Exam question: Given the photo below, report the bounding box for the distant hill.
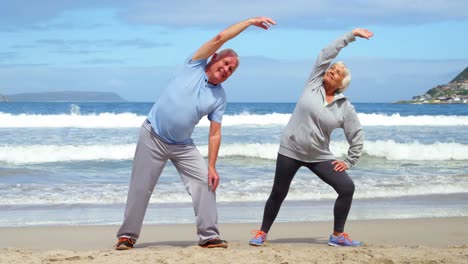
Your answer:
[397,67,468,104]
[3,91,127,102]
[451,67,468,83]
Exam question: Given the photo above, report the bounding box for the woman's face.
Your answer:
[324,64,345,91]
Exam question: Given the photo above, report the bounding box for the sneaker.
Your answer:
[199,237,228,248]
[328,233,363,247]
[115,237,136,250]
[249,230,267,246]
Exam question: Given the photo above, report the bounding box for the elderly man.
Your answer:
[115,16,275,250]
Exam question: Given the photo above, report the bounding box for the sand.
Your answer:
[1,217,467,264]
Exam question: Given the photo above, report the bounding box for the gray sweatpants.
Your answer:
[116,120,219,243]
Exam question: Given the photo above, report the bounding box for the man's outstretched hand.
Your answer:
[249,16,276,30]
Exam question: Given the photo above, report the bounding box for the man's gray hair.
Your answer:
[216,48,240,67]
[334,61,351,93]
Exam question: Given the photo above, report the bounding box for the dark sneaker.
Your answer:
[115,237,136,250]
[199,237,228,248]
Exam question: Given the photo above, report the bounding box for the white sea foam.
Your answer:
[1,182,467,206]
[0,112,144,128]
[327,140,468,161]
[357,113,468,126]
[0,144,136,164]
[353,140,468,161]
[1,112,468,127]
[1,141,467,164]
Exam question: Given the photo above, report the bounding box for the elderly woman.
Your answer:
[249,28,373,247]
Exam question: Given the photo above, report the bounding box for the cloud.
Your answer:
[0,0,123,30]
[0,23,106,32]
[81,59,126,65]
[0,52,18,62]
[0,63,49,68]
[1,1,466,30]
[34,39,103,54]
[113,39,172,49]
[119,1,468,28]
[30,39,171,54]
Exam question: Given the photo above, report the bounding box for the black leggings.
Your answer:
[261,154,355,233]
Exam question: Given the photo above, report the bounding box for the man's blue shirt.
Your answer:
[147,55,227,145]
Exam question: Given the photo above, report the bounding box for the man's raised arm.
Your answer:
[192,16,276,61]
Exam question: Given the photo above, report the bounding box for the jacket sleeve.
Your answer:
[306,32,356,84]
[342,103,364,168]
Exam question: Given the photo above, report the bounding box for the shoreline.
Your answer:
[3,192,467,227]
[1,216,467,250]
[1,217,467,263]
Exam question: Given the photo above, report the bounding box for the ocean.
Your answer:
[0,102,467,227]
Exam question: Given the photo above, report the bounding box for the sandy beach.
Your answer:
[1,217,467,263]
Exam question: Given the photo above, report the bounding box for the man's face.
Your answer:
[206,52,238,85]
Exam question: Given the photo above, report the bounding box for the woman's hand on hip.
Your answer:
[332,160,348,172]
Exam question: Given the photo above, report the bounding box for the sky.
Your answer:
[0,0,467,102]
